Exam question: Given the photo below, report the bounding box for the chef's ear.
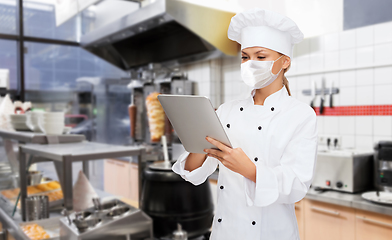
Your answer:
[283,56,291,70]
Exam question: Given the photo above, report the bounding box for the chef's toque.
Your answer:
[228,8,304,58]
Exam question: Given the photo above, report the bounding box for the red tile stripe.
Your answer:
[314,105,392,116]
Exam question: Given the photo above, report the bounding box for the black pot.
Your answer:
[141,165,214,238]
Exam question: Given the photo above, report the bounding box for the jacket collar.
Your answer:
[247,86,289,109]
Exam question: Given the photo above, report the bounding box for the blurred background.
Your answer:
[0,0,392,239]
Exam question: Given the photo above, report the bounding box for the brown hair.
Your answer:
[283,64,291,96]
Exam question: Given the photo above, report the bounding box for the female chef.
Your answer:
[172,8,317,240]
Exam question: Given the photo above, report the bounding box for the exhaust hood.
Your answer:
[80,0,239,70]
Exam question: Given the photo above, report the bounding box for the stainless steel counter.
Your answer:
[306,188,392,216]
[19,142,146,221]
[0,188,114,240]
[0,130,85,144]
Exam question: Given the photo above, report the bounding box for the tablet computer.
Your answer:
[158,94,232,154]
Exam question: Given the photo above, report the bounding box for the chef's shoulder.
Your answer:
[285,97,317,123]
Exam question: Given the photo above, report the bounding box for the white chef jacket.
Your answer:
[172,86,318,240]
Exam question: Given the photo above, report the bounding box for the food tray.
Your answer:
[19,217,61,240]
[0,181,62,200]
[6,190,64,209]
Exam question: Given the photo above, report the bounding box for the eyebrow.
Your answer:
[241,50,267,55]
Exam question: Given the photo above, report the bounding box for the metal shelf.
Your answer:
[0,130,85,144]
[19,142,146,221]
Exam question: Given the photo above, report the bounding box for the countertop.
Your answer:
[305,188,392,216]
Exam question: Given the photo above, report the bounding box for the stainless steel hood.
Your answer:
[80,0,239,70]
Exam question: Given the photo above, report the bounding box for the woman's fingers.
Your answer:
[204,148,224,159]
[206,137,231,152]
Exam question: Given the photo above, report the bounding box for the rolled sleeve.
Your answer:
[172,151,218,185]
[244,110,318,207]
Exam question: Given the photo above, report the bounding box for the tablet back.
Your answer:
[158,94,232,154]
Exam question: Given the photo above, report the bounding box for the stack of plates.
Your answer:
[39,112,65,135]
[9,114,29,131]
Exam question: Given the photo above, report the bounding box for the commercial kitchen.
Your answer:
[0,0,391,239]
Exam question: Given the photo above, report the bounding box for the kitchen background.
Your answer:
[0,0,392,239]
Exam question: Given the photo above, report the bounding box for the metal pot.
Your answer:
[141,162,214,238]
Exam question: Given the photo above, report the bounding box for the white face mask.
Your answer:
[241,55,284,89]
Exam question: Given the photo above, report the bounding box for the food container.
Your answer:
[27,171,43,186]
[25,195,49,221]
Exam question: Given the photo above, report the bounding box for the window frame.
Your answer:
[0,0,80,101]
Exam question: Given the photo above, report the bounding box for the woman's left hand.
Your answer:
[204,137,256,182]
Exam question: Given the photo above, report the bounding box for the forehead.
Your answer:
[241,46,276,54]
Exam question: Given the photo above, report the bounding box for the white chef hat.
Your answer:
[228,8,304,58]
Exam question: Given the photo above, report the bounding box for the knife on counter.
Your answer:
[320,78,326,114]
[310,80,316,110]
[329,80,334,108]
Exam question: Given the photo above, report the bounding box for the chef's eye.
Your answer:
[241,56,248,60]
[257,56,266,60]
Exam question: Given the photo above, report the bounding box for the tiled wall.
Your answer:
[182,20,392,151]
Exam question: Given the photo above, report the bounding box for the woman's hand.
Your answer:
[204,137,256,182]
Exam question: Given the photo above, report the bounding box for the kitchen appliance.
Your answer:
[80,0,238,70]
[59,199,153,240]
[374,141,392,192]
[141,161,213,238]
[312,149,373,193]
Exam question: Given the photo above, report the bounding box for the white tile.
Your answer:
[339,70,356,87]
[296,55,310,73]
[341,135,355,149]
[339,49,356,69]
[287,76,297,92]
[356,68,373,86]
[325,32,340,51]
[296,75,311,91]
[289,59,298,74]
[339,30,356,50]
[356,116,373,135]
[356,85,373,105]
[374,66,392,85]
[355,135,374,150]
[339,117,355,135]
[224,81,232,96]
[324,116,339,134]
[356,25,374,47]
[374,43,392,65]
[356,46,374,67]
[339,87,356,106]
[324,51,339,70]
[374,84,392,105]
[374,116,392,137]
[374,21,392,44]
[295,38,311,56]
[317,116,324,134]
[310,36,325,53]
[310,53,324,71]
